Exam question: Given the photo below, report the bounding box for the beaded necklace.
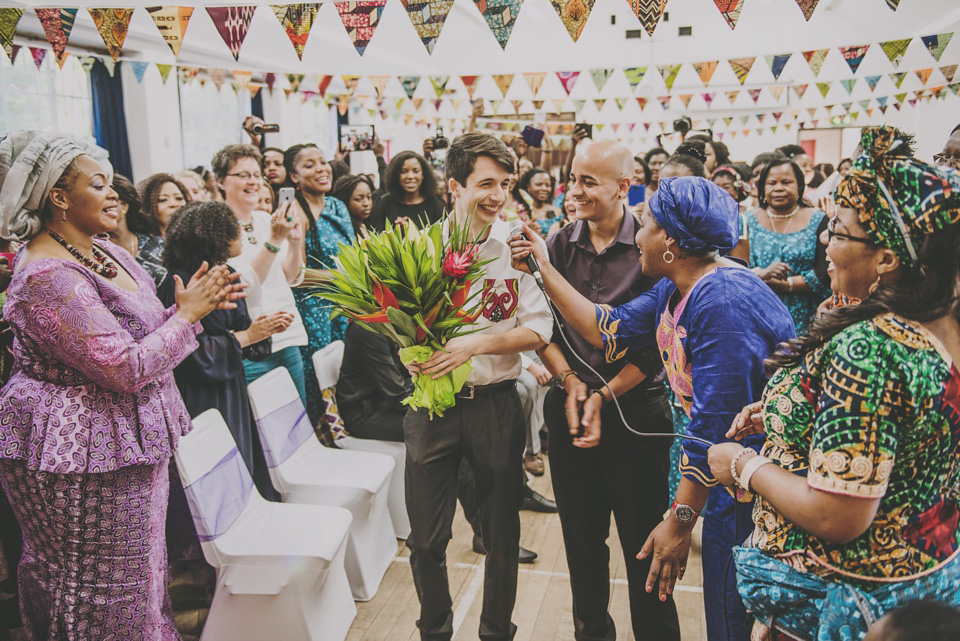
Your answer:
[47,230,119,279]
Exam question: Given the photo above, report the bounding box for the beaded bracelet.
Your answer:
[729,447,753,487]
[264,241,281,254]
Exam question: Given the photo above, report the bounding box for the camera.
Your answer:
[672,116,692,135]
[251,123,280,135]
[432,127,450,165]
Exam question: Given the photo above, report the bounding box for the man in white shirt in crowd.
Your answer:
[405,133,553,641]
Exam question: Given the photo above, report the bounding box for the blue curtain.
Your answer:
[251,89,264,120]
[91,60,133,179]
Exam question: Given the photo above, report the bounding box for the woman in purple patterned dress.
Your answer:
[0,131,243,641]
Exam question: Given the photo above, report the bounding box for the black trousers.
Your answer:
[342,401,406,442]
[544,386,680,641]
[404,384,525,641]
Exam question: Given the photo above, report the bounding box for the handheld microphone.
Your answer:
[510,224,545,290]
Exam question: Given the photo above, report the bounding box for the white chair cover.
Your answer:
[175,410,356,641]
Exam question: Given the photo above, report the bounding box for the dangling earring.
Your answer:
[60,210,68,224]
[868,274,881,295]
[662,249,675,264]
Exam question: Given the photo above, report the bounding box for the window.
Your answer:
[0,54,93,139]
[179,78,249,170]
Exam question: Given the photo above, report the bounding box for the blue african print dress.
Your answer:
[746,210,831,336]
[293,196,354,429]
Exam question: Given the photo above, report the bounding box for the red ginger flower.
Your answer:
[442,248,476,280]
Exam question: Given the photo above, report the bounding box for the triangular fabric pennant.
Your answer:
[593,98,606,111]
[816,81,832,97]
[334,0,388,56]
[802,49,829,76]
[949,83,960,96]
[209,68,228,91]
[921,33,954,62]
[590,68,613,91]
[793,84,808,99]
[511,99,524,113]
[489,99,501,112]
[35,8,79,68]
[206,6,256,61]
[657,95,671,109]
[146,6,194,59]
[885,0,900,10]
[765,53,792,80]
[493,73,514,96]
[287,73,304,92]
[725,89,739,103]
[614,97,627,110]
[623,66,648,88]
[404,113,415,125]
[839,44,869,75]
[702,92,715,106]
[793,0,819,21]
[942,65,957,84]
[342,74,361,94]
[532,99,544,109]
[265,72,277,91]
[864,75,882,91]
[894,92,906,104]
[692,61,719,85]
[429,75,451,98]
[401,0,453,54]
[769,85,785,100]
[460,75,479,97]
[550,0,596,42]
[270,4,320,60]
[0,8,24,62]
[130,60,149,83]
[369,75,391,98]
[572,99,585,112]
[156,63,173,83]
[728,57,755,85]
[636,96,648,109]
[915,68,932,85]
[858,99,871,110]
[624,0,668,36]
[78,56,97,76]
[840,79,856,94]
[248,84,261,97]
[178,66,200,84]
[739,115,750,125]
[551,98,566,112]
[100,57,116,77]
[880,38,911,68]
[523,72,546,96]
[890,72,907,88]
[712,0,745,29]
[400,75,419,99]
[412,97,424,109]
[658,64,682,90]
[556,71,580,94]
[472,0,525,49]
[677,93,693,107]
[722,116,733,126]
[747,88,761,103]
[88,8,135,62]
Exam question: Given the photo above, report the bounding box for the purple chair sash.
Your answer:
[256,398,314,469]
[184,447,254,542]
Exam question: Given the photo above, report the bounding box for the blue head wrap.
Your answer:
[648,176,740,253]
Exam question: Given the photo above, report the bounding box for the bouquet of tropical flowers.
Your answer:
[311,216,489,417]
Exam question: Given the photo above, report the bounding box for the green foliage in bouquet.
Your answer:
[312,216,491,417]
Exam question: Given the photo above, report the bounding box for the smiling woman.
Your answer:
[369,151,444,232]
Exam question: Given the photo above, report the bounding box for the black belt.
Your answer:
[457,379,517,400]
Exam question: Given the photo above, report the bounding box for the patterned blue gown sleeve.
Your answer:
[595,279,671,363]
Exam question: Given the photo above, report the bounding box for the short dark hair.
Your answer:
[633,156,651,184]
[386,151,437,200]
[756,158,808,208]
[751,151,787,172]
[878,600,960,641]
[445,133,514,187]
[707,140,731,166]
[261,147,284,168]
[838,157,853,170]
[211,144,262,182]
[111,174,140,216]
[644,147,669,163]
[777,144,808,160]
[132,173,191,236]
[162,200,241,274]
[329,158,350,188]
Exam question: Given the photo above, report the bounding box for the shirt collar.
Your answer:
[569,208,638,248]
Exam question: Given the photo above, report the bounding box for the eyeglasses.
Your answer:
[933,153,960,169]
[227,172,263,181]
[824,217,875,245]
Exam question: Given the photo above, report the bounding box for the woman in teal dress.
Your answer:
[746,158,831,335]
[286,144,354,436]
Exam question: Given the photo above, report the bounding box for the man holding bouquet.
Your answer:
[405,133,553,641]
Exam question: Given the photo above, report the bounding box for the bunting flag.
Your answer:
[885,0,899,10]
[636,96,647,109]
[317,74,332,95]
[658,64,682,90]
[549,0,595,42]
[624,0,668,36]
[623,66,647,88]
[87,9,135,62]
[692,61,718,85]
[712,0,745,29]
[702,92,715,106]
[429,75,451,97]
[35,8,78,68]
[287,72,304,91]
[816,81,832,97]
[532,99,544,109]
[915,68,932,85]
[942,65,957,84]
[178,66,200,84]
[400,75,419,98]
[793,83,808,99]
[802,48,829,76]
[460,75,479,97]
[493,73,514,96]
[209,68,228,90]
[921,33,953,62]
[728,57,755,85]
[206,6,256,61]
[590,68,613,91]
[657,95,671,109]
[614,97,627,109]
[335,0,387,56]
[511,99,524,113]
[793,0,819,21]
[858,99,871,110]
[412,97,424,109]
[677,93,693,107]
[880,38,911,68]
[769,85,785,100]
[130,61,149,83]
[556,71,580,94]
[369,74,390,97]
[839,44,869,75]
[78,56,97,76]
[725,89,739,103]
[472,0,524,49]
[270,4,320,60]
[8,44,19,65]
[401,0,453,54]
[157,63,174,83]
[889,72,907,88]
[840,78,856,94]
[0,8,24,62]
[593,98,606,111]
[864,75,882,91]
[248,84,262,98]
[231,69,252,89]
[551,98,566,112]
[146,7,194,59]
[572,99,585,112]
[523,72,546,96]
[342,74,361,94]
[765,53,792,80]
[747,88,761,103]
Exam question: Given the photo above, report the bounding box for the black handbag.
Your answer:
[242,336,273,362]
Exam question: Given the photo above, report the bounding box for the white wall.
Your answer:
[121,64,184,182]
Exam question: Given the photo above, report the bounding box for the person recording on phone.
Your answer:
[535,139,681,640]
[509,175,795,641]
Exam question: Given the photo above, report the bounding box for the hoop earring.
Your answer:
[868,274,881,295]
[662,249,675,264]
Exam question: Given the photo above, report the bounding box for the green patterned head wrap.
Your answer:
[835,126,960,270]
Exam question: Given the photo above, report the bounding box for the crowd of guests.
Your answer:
[0,119,957,641]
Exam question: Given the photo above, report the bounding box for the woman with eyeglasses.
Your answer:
[707,126,960,641]
[934,123,960,172]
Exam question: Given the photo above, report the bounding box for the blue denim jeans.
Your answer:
[243,346,307,406]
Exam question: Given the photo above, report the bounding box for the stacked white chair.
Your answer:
[175,409,355,641]
[247,367,397,601]
[313,341,411,539]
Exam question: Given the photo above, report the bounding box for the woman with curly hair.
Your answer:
[369,150,444,231]
[107,174,142,259]
[158,201,290,560]
[131,173,191,285]
[514,168,562,237]
[332,173,374,238]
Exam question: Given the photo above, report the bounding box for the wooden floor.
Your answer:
[347,455,708,641]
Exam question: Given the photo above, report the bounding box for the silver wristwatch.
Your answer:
[671,501,700,523]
